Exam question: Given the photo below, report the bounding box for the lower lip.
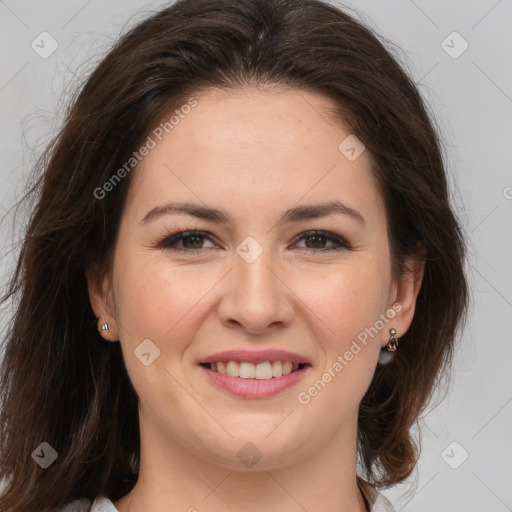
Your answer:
[199,364,312,398]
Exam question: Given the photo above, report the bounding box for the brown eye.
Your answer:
[158,229,350,254]
[293,230,350,253]
[180,233,206,249]
[303,233,330,249]
[159,231,216,252]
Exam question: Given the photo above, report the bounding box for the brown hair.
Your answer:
[0,0,469,510]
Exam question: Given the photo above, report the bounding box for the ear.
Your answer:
[86,268,119,342]
[385,245,426,345]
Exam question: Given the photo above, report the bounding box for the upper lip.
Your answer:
[198,349,311,365]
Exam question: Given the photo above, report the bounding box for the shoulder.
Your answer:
[51,498,92,512]
[358,477,396,512]
[372,492,396,512]
[89,496,118,512]
[51,496,116,512]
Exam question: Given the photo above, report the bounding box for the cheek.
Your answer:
[113,253,221,345]
[295,269,387,415]
[296,260,389,345]
[112,255,215,401]
[296,260,390,389]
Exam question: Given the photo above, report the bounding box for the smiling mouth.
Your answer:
[199,361,311,380]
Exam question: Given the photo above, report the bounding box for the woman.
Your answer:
[0,0,468,511]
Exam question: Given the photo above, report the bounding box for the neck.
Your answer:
[115,405,369,512]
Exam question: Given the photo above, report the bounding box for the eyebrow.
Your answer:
[139,200,365,226]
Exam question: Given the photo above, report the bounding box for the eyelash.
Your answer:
[156,229,352,254]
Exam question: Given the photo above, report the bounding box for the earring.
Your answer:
[100,323,109,332]
[386,328,399,352]
[378,328,399,365]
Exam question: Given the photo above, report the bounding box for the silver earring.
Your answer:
[100,323,109,332]
[378,328,399,365]
[386,328,399,351]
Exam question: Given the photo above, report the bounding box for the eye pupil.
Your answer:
[160,229,347,254]
[306,234,326,248]
[183,234,203,249]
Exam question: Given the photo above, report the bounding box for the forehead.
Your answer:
[125,87,385,226]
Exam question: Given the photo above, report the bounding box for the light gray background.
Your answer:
[1,1,511,511]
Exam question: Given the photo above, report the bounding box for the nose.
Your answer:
[217,247,295,335]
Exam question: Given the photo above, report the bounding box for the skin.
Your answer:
[87,87,425,512]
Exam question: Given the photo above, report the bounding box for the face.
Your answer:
[88,87,420,470]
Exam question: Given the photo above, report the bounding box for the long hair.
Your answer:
[0,1,469,510]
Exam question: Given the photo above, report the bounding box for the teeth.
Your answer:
[238,362,255,378]
[273,360,283,378]
[226,361,239,377]
[209,361,303,379]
